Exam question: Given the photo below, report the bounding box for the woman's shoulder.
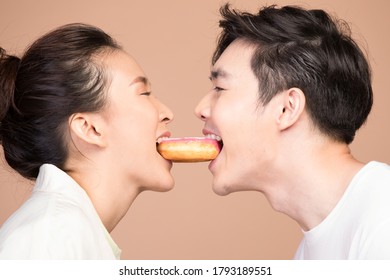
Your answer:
[0,192,101,259]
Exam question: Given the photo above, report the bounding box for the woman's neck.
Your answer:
[66,161,140,232]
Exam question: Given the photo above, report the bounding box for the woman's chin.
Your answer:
[159,176,175,192]
[142,174,175,193]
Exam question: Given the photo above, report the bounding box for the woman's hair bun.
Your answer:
[0,48,20,123]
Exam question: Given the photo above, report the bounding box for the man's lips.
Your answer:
[202,129,223,151]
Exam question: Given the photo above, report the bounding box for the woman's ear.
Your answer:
[68,113,107,148]
[277,88,306,131]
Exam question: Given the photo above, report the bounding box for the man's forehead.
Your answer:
[211,41,255,80]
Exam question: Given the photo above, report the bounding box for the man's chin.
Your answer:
[212,180,233,196]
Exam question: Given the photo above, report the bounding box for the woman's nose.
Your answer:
[158,100,174,123]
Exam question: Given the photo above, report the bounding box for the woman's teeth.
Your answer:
[157,137,170,144]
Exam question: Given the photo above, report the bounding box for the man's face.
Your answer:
[195,40,280,195]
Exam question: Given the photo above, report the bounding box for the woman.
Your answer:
[0,23,174,259]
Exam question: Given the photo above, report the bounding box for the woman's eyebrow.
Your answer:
[129,76,150,87]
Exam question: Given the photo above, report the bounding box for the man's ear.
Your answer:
[277,88,306,131]
[68,113,107,148]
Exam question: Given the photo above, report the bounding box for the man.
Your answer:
[195,4,390,259]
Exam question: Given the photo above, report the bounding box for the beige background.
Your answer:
[0,0,389,259]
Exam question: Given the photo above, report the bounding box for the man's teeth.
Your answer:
[205,134,222,141]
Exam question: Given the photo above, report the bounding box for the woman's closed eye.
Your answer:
[140,91,151,96]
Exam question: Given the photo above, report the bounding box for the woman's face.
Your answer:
[102,50,174,192]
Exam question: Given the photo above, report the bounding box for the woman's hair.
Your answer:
[213,4,373,144]
[0,23,122,179]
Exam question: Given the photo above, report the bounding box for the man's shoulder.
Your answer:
[356,161,390,184]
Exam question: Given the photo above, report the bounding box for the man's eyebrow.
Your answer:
[129,76,150,86]
[209,69,230,80]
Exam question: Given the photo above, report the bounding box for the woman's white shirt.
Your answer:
[0,164,121,259]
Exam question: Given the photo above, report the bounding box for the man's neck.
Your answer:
[263,140,364,231]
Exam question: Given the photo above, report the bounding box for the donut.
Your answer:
[157,137,221,162]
